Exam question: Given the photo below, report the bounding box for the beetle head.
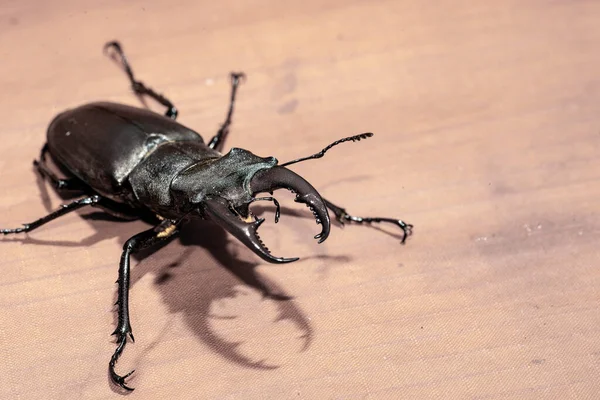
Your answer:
[171,147,330,263]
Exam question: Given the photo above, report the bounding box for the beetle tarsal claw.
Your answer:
[109,334,135,391]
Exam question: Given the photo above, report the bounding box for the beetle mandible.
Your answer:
[1,41,413,391]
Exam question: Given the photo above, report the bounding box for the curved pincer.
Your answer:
[249,166,330,243]
[203,197,299,264]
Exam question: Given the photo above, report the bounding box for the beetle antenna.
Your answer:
[280,133,374,167]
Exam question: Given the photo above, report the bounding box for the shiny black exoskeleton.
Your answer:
[1,41,413,391]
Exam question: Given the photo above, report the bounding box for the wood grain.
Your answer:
[1,1,599,399]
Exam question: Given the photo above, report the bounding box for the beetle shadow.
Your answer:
[11,179,355,373]
[128,218,333,371]
[4,209,339,371]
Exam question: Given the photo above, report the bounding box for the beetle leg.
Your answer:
[110,219,180,391]
[0,195,101,234]
[323,199,414,244]
[34,146,139,221]
[248,197,281,223]
[34,144,86,192]
[103,41,178,120]
[208,72,246,151]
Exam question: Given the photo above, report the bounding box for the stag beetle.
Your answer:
[1,41,413,391]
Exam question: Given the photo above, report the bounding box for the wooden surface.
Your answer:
[1,1,599,399]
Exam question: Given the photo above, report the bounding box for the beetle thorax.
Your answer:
[170,147,278,210]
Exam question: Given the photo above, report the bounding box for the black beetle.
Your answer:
[1,41,413,391]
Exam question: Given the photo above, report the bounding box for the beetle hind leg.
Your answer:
[34,144,86,192]
[324,198,413,244]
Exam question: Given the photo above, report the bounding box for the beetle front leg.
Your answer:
[323,199,413,244]
[208,72,246,151]
[110,219,180,391]
[104,41,178,120]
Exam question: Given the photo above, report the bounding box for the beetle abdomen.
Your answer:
[47,102,207,202]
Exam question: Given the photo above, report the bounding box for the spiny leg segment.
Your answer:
[324,199,413,243]
[208,72,246,151]
[110,218,181,391]
[104,41,178,120]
